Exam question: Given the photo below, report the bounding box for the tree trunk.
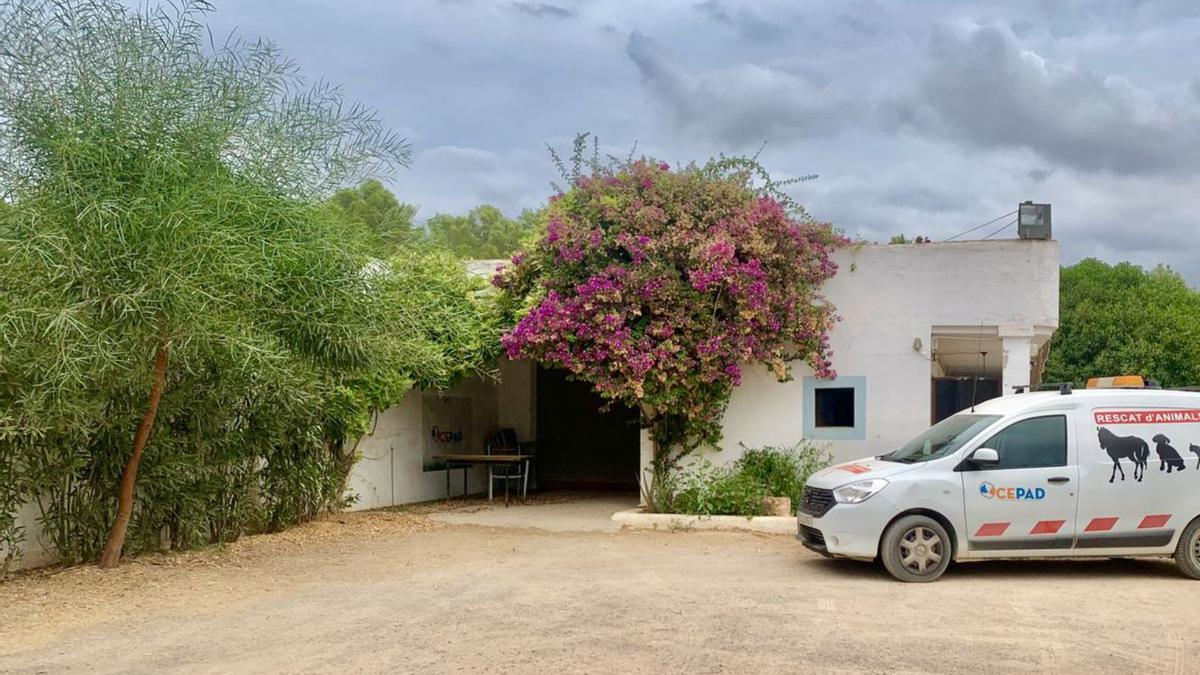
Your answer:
[97,341,169,569]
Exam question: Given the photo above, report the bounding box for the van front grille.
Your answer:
[799,524,826,547]
[799,486,836,517]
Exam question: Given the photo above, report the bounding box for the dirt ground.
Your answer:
[1,496,1198,674]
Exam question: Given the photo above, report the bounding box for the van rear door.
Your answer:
[960,413,1079,555]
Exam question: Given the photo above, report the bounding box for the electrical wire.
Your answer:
[981,217,1018,240]
[944,210,1018,241]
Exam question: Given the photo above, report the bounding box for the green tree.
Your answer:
[1044,259,1200,388]
[0,0,409,567]
[331,249,503,442]
[329,179,423,255]
[427,205,538,259]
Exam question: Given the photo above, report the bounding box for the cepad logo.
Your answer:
[431,426,464,443]
[979,482,1045,500]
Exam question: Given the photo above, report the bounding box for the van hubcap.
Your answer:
[899,526,943,575]
[1192,530,1200,564]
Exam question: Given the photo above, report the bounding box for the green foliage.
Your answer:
[1044,259,1200,388]
[0,450,26,575]
[329,179,423,256]
[735,444,830,506]
[656,443,831,516]
[5,247,499,566]
[669,461,770,517]
[378,249,504,388]
[427,205,541,259]
[0,0,496,567]
[548,133,820,220]
[328,248,503,443]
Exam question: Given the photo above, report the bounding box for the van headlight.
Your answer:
[833,478,889,504]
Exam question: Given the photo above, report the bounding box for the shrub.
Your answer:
[0,1,500,569]
[494,150,847,485]
[662,442,831,516]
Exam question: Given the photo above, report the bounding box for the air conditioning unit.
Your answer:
[1018,201,1051,240]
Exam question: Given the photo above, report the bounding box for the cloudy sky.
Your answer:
[205,0,1200,284]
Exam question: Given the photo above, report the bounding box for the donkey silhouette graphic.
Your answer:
[1152,434,1187,473]
[1097,428,1149,482]
[1191,444,1200,470]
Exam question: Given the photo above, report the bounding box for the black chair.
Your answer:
[485,428,533,503]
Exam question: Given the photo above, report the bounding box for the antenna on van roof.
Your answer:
[970,321,986,413]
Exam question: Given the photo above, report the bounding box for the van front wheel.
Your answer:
[880,515,952,583]
[1174,518,1200,580]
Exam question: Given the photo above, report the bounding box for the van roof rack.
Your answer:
[1012,383,1072,395]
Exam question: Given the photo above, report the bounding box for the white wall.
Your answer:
[6,501,54,572]
[496,358,535,442]
[697,239,1059,467]
[343,359,535,511]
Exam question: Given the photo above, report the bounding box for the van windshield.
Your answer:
[879,414,1002,463]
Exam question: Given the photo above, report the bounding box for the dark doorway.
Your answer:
[535,367,640,490]
[932,377,1000,424]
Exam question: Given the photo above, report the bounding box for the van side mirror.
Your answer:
[970,447,999,467]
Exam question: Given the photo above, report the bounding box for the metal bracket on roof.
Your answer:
[1012,382,1073,395]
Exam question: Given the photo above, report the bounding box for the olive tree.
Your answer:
[0,0,409,567]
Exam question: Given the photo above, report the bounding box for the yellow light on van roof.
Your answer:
[1086,375,1147,389]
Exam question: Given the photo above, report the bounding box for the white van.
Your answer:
[797,382,1200,582]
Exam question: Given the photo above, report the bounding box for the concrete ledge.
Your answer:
[611,508,795,535]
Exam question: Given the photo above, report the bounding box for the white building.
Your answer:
[347,237,1059,505]
[8,238,1059,567]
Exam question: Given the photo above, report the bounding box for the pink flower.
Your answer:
[496,160,844,460]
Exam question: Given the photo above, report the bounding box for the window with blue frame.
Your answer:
[803,376,866,440]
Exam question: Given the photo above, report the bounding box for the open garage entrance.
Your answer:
[930,326,1052,423]
[535,366,640,491]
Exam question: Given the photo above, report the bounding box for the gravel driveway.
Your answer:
[1,498,1195,674]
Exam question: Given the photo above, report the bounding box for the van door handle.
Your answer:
[1047,477,1071,484]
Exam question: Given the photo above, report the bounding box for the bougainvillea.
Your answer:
[494,159,847,476]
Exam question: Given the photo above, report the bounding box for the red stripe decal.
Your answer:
[1085,517,1119,532]
[975,522,1010,537]
[837,464,871,474]
[1030,520,1065,535]
[1138,514,1171,529]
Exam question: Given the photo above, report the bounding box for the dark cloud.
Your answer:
[625,31,856,147]
[508,2,574,19]
[1027,168,1053,182]
[897,26,1200,176]
[195,0,1200,287]
[693,1,788,41]
[1009,20,1035,38]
